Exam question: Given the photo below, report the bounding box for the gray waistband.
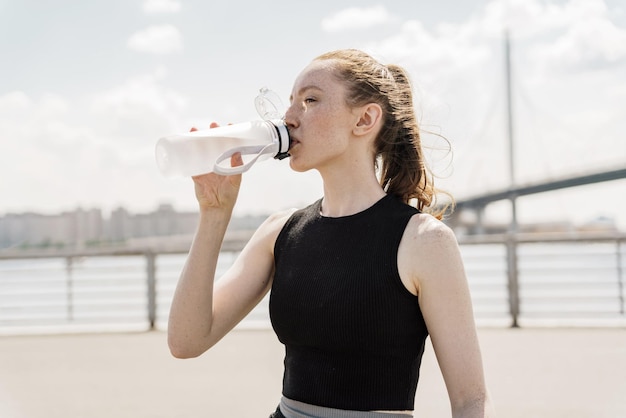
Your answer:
[279,397,413,418]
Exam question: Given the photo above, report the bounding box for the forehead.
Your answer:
[291,60,340,95]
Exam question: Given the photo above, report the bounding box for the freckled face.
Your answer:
[284,60,360,173]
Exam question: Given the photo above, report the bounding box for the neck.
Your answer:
[318,165,386,218]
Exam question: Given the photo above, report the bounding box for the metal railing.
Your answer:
[1,232,624,333]
[460,231,626,327]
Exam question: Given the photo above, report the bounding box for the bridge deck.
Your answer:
[455,166,626,209]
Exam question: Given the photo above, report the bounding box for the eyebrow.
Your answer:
[289,85,323,102]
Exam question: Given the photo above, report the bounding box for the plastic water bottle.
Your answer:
[155,88,290,177]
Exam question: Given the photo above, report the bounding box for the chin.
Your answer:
[289,155,308,173]
[289,165,310,174]
[288,158,312,173]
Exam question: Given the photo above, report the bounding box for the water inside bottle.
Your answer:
[155,135,244,177]
[156,88,288,177]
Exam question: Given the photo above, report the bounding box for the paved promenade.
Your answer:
[1,327,625,418]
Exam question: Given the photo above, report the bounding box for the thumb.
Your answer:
[231,152,244,168]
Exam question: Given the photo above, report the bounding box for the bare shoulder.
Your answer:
[263,207,297,232]
[268,207,298,223]
[404,213,459,250]
[228,207,297,279]
[247,207,297,249]
[399,213,463,293]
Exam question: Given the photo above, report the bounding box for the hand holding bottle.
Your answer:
[190,123,244,213]
[155,87,290,178]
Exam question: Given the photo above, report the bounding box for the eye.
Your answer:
[304,97,316,104]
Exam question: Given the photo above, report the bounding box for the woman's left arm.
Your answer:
[399,214,496,417]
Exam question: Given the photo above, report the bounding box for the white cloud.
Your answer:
[372,20,492,77]
[321,5,394,32]
[529,12,626,71]
[142,0,181,14]
[0,91,73,142]
[92,68,185,117]
[0,91,31,111]
[475,0,626,73]
[90,68,187,150]
[0,91,102,213]
[0,67,192,214]
[127,24,183,54]
[364,0,626,199]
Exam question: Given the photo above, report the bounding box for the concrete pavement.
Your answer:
[1,327,625,418]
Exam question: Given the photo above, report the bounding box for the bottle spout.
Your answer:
[255,88,290,159]
[255,87,286,120]
[269,119,291,160]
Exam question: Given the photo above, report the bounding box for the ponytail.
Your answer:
[377,66,430,205]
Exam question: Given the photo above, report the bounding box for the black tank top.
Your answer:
[270,194,429,411]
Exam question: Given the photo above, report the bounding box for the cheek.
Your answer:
[302,105,352,151]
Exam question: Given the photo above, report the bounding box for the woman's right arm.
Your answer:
[167,208,288,358]
[167,141,289,358]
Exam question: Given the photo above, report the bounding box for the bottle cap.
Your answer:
[255,87,285,120]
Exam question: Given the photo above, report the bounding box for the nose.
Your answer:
[283,103,299,129]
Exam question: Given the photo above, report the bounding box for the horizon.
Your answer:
[2,197,622,234]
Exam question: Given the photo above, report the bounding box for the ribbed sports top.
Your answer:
[270,194,429,411]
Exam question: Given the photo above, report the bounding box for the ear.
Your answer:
[353,103,383,137]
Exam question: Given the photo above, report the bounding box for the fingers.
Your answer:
[190,122,219,133]
[231,152,244,167]
[189,123,241,173]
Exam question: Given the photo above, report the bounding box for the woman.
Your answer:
[167,49,494,417]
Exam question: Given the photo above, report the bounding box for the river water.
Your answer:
[1,240,624,335]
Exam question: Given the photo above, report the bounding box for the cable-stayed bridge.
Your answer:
[441,30,625,234]
[446,166,626,232]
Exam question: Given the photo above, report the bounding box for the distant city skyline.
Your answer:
[0,204,268,251]
[1,198,621,252]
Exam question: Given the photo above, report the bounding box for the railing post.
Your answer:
[146,252,157,330]
[506,235,520,327]
[617,239,624,315]
[65,256,74,321]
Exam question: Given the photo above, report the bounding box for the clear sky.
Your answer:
[1,0,625,229]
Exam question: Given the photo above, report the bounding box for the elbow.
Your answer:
[451,391,495,418]
[167,334,204,359]
[169,345,200,360]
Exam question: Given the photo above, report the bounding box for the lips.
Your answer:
[289,137,300,149]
